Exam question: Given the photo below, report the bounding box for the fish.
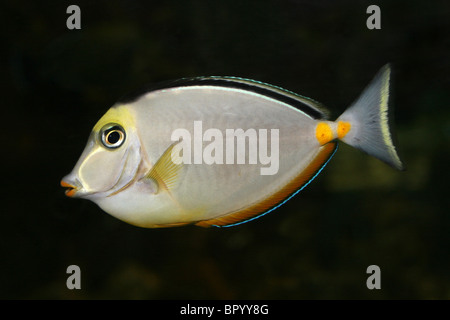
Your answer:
[61,65,403,228]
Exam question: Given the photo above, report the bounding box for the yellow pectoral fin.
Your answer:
[145,142,183,193]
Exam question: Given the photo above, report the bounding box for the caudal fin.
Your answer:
[336,65,404,170]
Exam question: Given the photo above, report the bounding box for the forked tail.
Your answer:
[336,64,404,170]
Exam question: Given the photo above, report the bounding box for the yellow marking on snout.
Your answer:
[315,122,334,145]
[337,121,351,139]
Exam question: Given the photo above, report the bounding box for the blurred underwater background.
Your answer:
[1,0,449,299]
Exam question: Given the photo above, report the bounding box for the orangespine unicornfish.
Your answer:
[61,65,403,228]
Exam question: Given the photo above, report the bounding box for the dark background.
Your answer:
[1,0,449,299]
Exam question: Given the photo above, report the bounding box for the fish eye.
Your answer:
[100,124,126,149]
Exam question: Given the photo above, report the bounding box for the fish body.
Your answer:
[61,65,403,228]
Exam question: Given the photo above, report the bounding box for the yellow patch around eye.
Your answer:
[93,105,135,133]
[337,121,351,139]
[315,122,334,145]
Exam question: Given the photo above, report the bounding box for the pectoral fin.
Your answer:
[145,142,183,193]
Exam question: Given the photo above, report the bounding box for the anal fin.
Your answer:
[195,142,337,228]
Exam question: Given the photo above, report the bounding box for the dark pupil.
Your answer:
[107,131,120,144]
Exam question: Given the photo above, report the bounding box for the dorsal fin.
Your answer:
[207,76,330,119]
[118,76,329,120]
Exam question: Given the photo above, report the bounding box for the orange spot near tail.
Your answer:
[337,121,351,139]
[315,122,334,145]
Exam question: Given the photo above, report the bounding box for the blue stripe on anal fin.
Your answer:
[194,143,338,228]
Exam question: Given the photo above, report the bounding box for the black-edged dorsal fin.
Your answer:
[118,76,330,120]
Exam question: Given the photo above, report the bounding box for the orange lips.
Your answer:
[61,180,77,197]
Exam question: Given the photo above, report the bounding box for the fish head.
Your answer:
[61,105,143,199]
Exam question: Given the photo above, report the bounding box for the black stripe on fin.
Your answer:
[117,76,329,120]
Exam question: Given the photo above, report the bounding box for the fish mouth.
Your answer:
[60,180,79,197]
